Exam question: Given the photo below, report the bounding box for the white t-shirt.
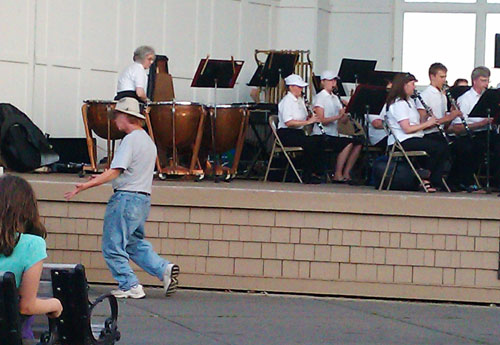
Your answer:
[278,92,308,129]
[386,98,424,145]
[111,129,157,194]
[312,89,342,136]
[452,88,486,130]
[117,62,148,93]
[366,107,387,146]
[415,85,447,135]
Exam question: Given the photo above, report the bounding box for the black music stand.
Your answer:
[358,70,402,87]
[337,58,377,86]
[247,51,298,94]
[192,57,244,181]
[469,89,500,119]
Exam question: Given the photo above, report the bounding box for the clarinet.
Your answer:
[304,95,326,134]
[442,84,474,139]
[332,88,362,135]
[413,91,452,145]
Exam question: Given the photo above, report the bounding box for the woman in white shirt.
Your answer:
[385,73,449,191]
[115,46,156,103]
[313,71,362,183]
[278,74,324,184]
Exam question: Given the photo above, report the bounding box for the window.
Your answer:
[485,14,500,86]
[402,13,476,85]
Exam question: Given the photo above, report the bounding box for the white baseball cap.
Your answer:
[320,70,338,81]
[114,97,145,120]
[284,74,308,88]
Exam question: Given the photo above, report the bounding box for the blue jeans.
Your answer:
[102,191,169,290]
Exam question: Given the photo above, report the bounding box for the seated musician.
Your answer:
[385,73,449,192]
[278,74,324,184]
[449,66,500,190]
[416,63,460,144]
[313,71,362,183]
[115,45,156,104]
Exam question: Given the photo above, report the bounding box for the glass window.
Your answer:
[485,14,500,87]
[402,13,476,86]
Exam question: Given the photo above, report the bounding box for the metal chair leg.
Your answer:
[264,141,277,182]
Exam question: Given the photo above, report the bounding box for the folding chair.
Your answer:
[264,115,304,183]
[378,123,431,192]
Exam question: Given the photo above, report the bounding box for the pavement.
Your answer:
[87,285,500,345]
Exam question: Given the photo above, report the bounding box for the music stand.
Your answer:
[247,51,298,99]
[469,89,500,119]
[346,85,388,120]
[358,70,402,87]
[337,58,377,85]
[192,56,244,181]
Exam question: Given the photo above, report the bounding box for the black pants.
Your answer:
[400,136,450,187]
[323,135,360,153]
[277,128,325,178]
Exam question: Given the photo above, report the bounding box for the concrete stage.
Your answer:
[24,173,500,303]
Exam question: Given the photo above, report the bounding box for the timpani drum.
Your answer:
[82,100,125,172]
[146,101,205,177]
[202,103,250,178]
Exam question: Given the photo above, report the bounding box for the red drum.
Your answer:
[202,103,250,176]
[146,101,205,177]
[83,100,124,140]
[81,100,125,172]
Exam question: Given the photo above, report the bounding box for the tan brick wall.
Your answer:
[37,197,500,303]
[29,175,500,303]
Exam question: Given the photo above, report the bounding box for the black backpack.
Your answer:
[371,155,418,191]
[0,103,58,172]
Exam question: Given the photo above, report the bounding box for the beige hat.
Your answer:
[284,74,308,88]
[114,97,145,120]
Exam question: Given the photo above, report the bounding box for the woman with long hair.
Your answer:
[0,175,62,338]
[385,74,449,191]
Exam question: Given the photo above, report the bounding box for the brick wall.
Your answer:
[36,182,500,303]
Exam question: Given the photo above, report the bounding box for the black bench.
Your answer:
[0,263,120,345]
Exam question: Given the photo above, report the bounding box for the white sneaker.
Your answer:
[111,284,146,299]
[163,263,180,296]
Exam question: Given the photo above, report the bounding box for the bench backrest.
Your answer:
[0,271,23,345]
[42,264,91,345]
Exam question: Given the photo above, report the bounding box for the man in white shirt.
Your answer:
[449,66,500,190]
[416,63,460,143]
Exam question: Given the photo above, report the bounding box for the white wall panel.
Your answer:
[275,7,316,51]
[82,0,119,69]
[329,13,393,73]
[165,0,198,79]
[83,70,117,101]
[135,0,165,52]
[0,63,30,112]
[46,0,81,64]
[32,65,48,131]
[0,0,31,61]
[117,0,136,71]
[45,67,81,137]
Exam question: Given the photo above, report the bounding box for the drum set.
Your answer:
[81,100,250,181]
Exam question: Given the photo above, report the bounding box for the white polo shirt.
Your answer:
[415,85,447,135]
[278,92,308,129]
[312,89,342,136]
[117,62,148,93]
[386,98,424,145]
[452,88,486,130]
